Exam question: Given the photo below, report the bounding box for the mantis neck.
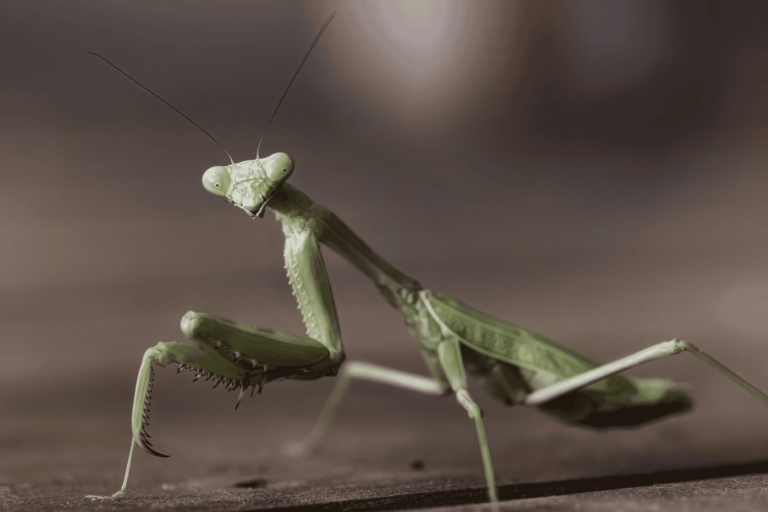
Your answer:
[269,183,422,309]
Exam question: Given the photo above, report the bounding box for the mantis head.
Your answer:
[202,152,294,218]
[198,9,335,218]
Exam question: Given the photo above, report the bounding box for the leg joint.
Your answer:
[456,389,483,419]
[673,339,694,353]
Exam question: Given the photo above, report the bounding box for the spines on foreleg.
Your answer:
[131,340,256,456]
[132,347,170,457]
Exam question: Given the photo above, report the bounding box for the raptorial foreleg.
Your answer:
[86,339,249,500]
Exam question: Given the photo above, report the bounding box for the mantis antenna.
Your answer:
[255,10,336,159]
[89,52,235,165]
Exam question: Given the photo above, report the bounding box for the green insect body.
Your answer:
[86,15,768,506]
[88,152,768,506]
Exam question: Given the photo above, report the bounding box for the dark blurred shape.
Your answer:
[539,390,694,429]
[234,478,268,489]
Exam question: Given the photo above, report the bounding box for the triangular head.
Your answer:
[202,153,295,217]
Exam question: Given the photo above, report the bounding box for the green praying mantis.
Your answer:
[85,12,768,508]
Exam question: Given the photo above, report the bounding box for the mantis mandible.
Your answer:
[85,12,768,508]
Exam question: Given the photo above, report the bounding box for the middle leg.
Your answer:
[436,337,499,507]
[285,360,450,457]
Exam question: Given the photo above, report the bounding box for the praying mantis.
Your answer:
[85,12,768,508]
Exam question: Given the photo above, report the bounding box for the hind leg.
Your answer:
[524,339,768,406]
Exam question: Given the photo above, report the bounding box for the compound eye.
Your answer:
[268,153,294,183]
[202,166,231,196]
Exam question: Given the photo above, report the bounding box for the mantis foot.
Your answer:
[85,490,124,500]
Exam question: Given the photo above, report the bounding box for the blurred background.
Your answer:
[2,0,768,504]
